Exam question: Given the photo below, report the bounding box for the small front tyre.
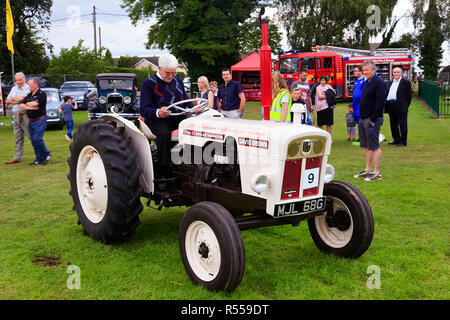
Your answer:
[179,202,245,292]
[308,181,374,258]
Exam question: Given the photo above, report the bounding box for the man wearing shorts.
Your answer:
[354,61,387,182]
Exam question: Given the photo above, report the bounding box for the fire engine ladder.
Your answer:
[316,45,411,57]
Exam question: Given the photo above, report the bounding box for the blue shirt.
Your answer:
[352,77,365,113]
[61,103,75,122]
[217,80,243,111]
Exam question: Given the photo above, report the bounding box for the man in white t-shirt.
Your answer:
[5,72,30,164]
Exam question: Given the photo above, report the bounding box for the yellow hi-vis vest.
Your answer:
[270,89,292,122]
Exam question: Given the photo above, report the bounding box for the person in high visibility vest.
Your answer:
[270,72,292,122]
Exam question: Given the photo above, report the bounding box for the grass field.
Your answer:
[0,95,449,300]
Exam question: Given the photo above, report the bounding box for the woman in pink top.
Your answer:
[315,75,336,134]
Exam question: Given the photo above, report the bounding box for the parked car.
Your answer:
[27,76,51,88]
[59,81,95,109]
[42,88,64,130]
[88,73,139,120]
[10,88,63,130]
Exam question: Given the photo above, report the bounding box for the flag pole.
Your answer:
[11,52,15,79]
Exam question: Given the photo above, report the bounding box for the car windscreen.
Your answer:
[279,57,300,74]
[98,79,134,91]
[43,91,60,102]
[61,83,91,89]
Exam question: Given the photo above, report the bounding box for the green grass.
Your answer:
[0,96,449,299]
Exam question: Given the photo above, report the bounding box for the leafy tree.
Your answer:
[103,49,115,66]
[0,0,53,79]
[122,0,266,82]
[415,0,444,78]
[237,18,283,56]
[411,0,449,78]
[118,55,140,68]
[46,40,109,74]
[277,0,398,51]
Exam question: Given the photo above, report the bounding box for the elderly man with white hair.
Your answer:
[385,67,412,147]
[140,53,201,181]
[5,72,30,164]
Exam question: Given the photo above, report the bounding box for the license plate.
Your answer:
[274,197,326,218]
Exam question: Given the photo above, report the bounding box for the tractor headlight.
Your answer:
[99,96,107,104]
[250,174,269,194]
[47,111,57,117]
[123,96,132,104]
[324,164,335,183]
[302,139,312,156]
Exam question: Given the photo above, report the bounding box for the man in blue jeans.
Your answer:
[20,78,51,165]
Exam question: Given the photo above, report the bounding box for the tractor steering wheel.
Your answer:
[166,98,208,116]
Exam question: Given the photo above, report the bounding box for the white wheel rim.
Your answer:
[76,145,108,224]
[185,221,221,282]
[314,197,353,248]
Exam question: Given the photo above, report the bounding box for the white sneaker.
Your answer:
[65,134,72,141]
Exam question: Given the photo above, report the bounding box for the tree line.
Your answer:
[0,0,448,83]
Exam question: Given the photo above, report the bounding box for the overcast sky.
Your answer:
[41,0,449,66]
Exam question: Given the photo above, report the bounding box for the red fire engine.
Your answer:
[276,46,413,99]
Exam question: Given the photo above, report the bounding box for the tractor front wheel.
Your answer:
[308,181,374,258]
[179,202,245,292]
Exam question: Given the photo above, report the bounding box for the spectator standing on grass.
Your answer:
[59,96,78,141]
[20,78,51,165]
[217,68,245,118]
[291,69,314,122]
[270,71,292,123]
[290,87,313,125]
[352,65,365,126]
[346,104,357,141]
[4,72,30,164]
[354,60,387,182]
[314,75,336,134]
[196,76,214,109]
[385,67,412,147]
[209,81,219,110]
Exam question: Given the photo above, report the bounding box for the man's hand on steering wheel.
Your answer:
[157,107,172,118]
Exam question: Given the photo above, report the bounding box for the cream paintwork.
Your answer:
[178,112,332,216]
[100,106,332,217]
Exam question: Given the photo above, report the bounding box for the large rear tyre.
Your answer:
[179,202,245,292]
[67,119,143,244]
[308,181,374,258]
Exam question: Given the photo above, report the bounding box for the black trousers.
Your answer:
[146,116,184,170]
[387,100,408,145]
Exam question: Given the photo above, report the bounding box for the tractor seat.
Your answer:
[139,117,179,141]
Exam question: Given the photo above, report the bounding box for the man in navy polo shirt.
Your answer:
[217,68,246,118]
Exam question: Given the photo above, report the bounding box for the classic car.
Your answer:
[88,73,139,120]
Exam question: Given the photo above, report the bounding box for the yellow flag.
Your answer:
[6,0,14,54]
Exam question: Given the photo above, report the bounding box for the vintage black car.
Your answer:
[88,73,139,120]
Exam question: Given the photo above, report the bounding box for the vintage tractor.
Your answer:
[67,13,373,292]
[67,99,374,292]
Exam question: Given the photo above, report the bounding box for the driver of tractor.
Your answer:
[139,53,202,179]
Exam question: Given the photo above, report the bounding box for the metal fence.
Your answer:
[418,80,450,117]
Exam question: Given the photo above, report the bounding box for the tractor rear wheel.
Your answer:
[67,119,143,243]
[179,202,245,291]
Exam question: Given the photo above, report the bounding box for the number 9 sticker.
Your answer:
[304,168,319,189]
